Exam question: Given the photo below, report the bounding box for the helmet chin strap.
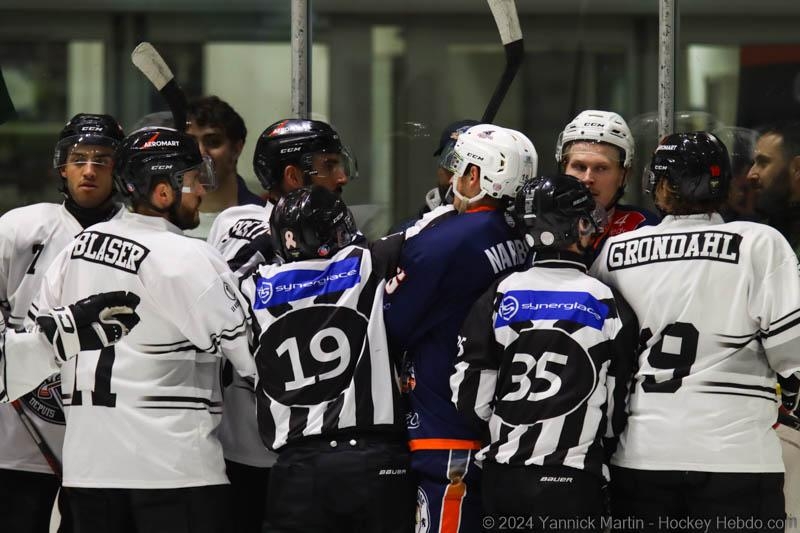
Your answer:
[605,168,629,211]
[451,177,486,214]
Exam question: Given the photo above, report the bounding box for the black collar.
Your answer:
[528,249,590,272]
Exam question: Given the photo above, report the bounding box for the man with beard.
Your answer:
[32,126,258,533]
[747,121,800,528]
[748,121,800,253]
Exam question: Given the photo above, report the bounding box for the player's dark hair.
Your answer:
[187,95,247,144]
[758,120,800,162]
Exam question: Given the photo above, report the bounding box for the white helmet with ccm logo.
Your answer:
[555,110,635,168]
[444,124,538,204]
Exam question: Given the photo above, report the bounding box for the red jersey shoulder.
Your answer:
[608,206,652,236]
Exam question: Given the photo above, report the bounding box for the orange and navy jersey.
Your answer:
[383,206,527,451]
[592,203,660,256]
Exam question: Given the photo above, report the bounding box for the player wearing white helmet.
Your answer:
[557,110,659,254]
[383,124,535,533]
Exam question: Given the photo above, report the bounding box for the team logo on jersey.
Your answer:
[253,256,362,309]
[494,290,609,330]
[71,231,150,274]
[23,374,65,425]
[406,411,420,429]
[416,487,431,533]
[498,295,520,322]
[257,281,274,303]
[606,230,741,270]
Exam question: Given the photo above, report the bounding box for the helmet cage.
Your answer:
[517,175,607,249]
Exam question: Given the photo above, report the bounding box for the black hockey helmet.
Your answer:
[270,185,357,262]
[253,118,356,191]
[113,127,215,202]
[644,131,731,202]
[53,113,124,169]
[515,174,607,249]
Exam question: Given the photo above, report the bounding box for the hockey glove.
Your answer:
[36,291,142,362]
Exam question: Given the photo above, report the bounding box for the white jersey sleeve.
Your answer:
[208,204,277,468]
[0,329,59,402]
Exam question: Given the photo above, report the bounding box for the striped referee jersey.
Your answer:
[241,244,406,451]
[451,250,639,480]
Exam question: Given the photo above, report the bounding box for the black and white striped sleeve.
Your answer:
[450,279,503,430]
[603,288,639,457]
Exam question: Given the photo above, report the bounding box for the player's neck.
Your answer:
[199,173,238,213]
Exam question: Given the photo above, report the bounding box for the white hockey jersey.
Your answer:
[207,203,277,468]
[591,213,800,473]
[0,203,122,474]
[35,211,256,488]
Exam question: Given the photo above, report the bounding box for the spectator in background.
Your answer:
[184,96,265,238]
[746,120,800,527]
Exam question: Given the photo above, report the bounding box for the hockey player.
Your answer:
[556,110,659,253]
[383,124,536,533]
[33,126,258,533]
[205,118,357,532]
[184,95,271,533]
[592,132,800,531]
[452,174,639,531]
[184,95,264,239]
[239,185,414,533]
[0,113,125,533]
[208,118,357,272]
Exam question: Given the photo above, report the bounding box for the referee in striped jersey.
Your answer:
[239,186,414,533]
[451,175,639,531]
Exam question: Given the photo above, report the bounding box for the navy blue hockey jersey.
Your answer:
[383,206,527,451]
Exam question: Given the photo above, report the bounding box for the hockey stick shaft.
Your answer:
[131,42,189,132]
[482,0,524,123]
[11,399,62,480]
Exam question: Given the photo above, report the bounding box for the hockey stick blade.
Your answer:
[131,42,188,132]
[482,0,524,123]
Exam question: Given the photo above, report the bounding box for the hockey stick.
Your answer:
[11,399,62,480]
[481,0,524,123]
[131,42,188,132]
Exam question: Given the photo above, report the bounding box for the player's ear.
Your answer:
[789,155,800,184]
[283,165,304,190]
[150,181,175,210]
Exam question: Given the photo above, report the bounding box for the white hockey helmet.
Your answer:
[444,124,538,205]
[555,110,635,169]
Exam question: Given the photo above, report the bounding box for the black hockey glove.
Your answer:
[36,291,142,362]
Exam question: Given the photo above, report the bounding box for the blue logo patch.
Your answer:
[494,290,609,330]
[254,256,361,308]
